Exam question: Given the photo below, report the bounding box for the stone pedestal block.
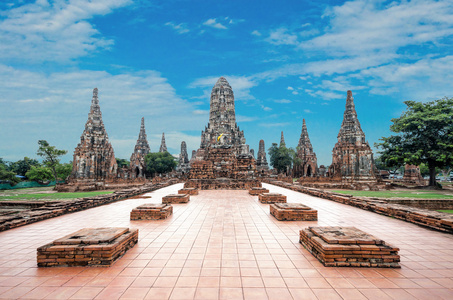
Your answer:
[270,203,317,221]
[259,193,287,204]
[162,194,190,204]
[299,226,400,268]
[178,188,199,195]
[249,187,270,196]
[130,204,172,220]
[37,227,138,267]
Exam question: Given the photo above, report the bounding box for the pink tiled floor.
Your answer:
[1,183,453,299]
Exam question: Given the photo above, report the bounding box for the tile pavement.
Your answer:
[0,183,452,299]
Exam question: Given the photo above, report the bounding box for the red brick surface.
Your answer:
[258,193,287,204]
[162,194,190,204]
[178,188,199,195]
[249,187,269,196]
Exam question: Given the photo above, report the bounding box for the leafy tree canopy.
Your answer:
[25,166,53,183]
[144,152,176,177]
[376,98,453,186]
[0,163,20,185]
[56,162,72,181]
[268,143,296,174]
[116,158,130,168]
[36,140,68,183]
[9,157,40,176]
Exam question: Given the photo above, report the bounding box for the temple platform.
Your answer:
[249,187,269,195]
[162,194,190,204]
[184,178,261,190]
[178,188,199,195]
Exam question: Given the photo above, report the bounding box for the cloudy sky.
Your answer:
[1,0,452,166]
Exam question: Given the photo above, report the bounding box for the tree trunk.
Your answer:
[428,166,437,186]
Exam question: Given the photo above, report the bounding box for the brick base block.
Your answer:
[130,204,172,220]
[249,187,270,196]
[162,194,190,204]
[299,226,400,268]
[178,188,199,195]
[259,193,287,204]
[270,203,317,221]
[37,227,138,267]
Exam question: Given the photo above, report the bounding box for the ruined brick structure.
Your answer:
[70,88,117,181]
[280,131,285,147]
[403,164,424,185]
[159,133,167,153]
[130,117,150,178]
[177,141,190,174]
[293,119,318,177]
[188,77,257,189]
[256,139,269,173]
[329,91,377,183]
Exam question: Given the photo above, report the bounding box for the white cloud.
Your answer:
[203,18,227,30]
[304,89,343,101]
[274,99,292,104]
[0,0,132,62]
[265,27,298,45]
[303,109,312,114]
[165,22,189,34]
[259,122,290,127]
[0,64,206,161]
[287,86,294,90]
[251,30,261,36]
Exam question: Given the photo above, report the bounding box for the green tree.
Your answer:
[376,98,453,186]
[144,152,177,177]
[0,163,20,185]
[56,162,72,180]
[9,157,41,176]
[268,143,296,174]
[36,140,68,183]
[25,166,53,183]
[116,158,130,168]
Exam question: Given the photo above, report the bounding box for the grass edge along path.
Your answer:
[331,190,453,199]
[438,210,453,214]
[0,191,114,201]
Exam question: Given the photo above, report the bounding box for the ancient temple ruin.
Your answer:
[177,141,190,174]
[188,77,258,189]
[293,119,318,177]
[159,133,167,153]
[256,139,269,172]
[69,88,117,182]
[329,91,377,183]
[403,164,424,185]
[130,117,150,178]
[280,131,286,147]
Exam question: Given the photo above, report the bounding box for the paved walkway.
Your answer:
[0,183,453,300]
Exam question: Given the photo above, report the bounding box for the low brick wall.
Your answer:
[178,188,199,195]
[263,179,453,234]
[270,203,317,221]
[249,187,269,196]
[0,179,180,232]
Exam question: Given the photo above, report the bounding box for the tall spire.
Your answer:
[338,90,365,144]
[159,132,167,153]
[298,119,313,151]
[256,139,269,171]
[130,118,150,159]
[179,141,189,164]
[280,131,286,147]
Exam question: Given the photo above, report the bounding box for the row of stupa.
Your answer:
[64,76,377,188]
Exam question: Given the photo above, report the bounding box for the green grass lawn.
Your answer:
[0,191,114,201]
[438,210,453,214]
[331,190,453,199]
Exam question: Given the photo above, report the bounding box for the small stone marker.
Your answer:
[258,193,287,204]
[37,227,138,267]
[130,203,172,220]
[178,188,199,195]
[249,187,269,196]
[270,203,317,221]
[299,226,400,268]
[162,194,190,204]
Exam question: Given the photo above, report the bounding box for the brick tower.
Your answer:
[130,117,150,178]
[293,119,318,177]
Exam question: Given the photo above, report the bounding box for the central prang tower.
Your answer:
[188,77,258,189]
[200,77,249,155]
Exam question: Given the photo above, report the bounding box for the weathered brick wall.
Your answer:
[263,179,453,234]
[0,179,180,232]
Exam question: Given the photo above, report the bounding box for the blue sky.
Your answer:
[1,0,452,167]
